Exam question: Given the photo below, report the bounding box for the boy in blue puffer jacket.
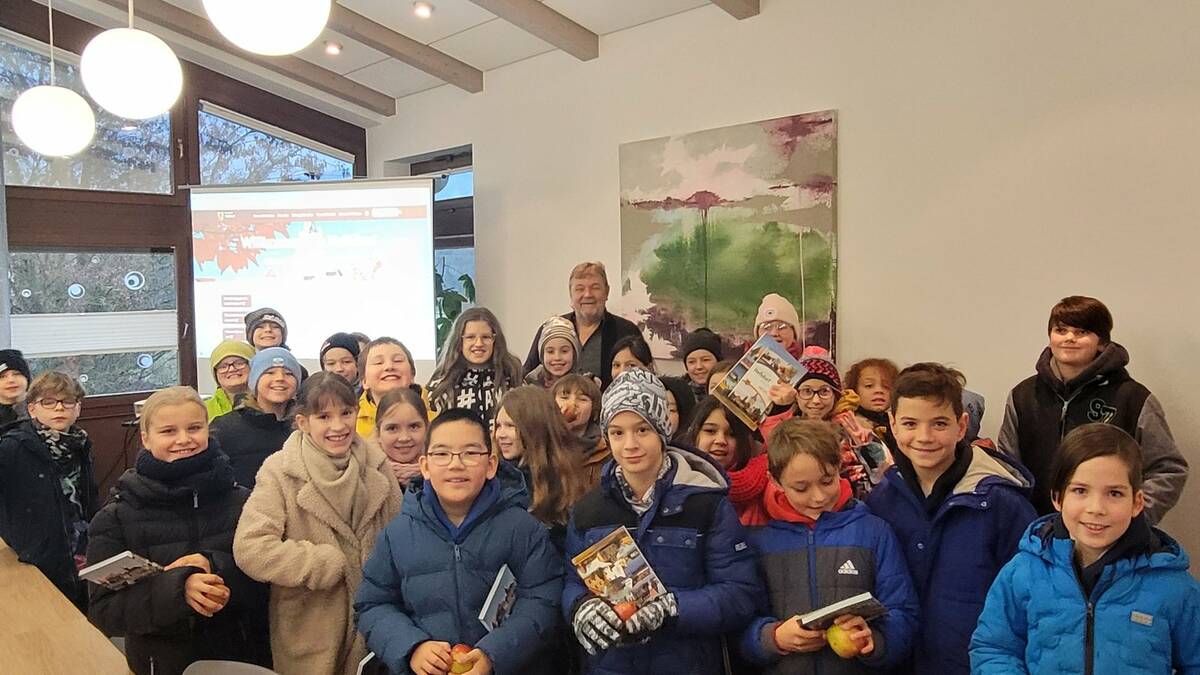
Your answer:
[354,408,564,675]
[740,418,918,674]
[971,423,1200,674]
[563,369,761,675]
[865,363,1036,675]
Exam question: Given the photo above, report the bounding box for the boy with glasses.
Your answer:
[206,339,255,422]
[0,371,96,610]
[356,408,564,675]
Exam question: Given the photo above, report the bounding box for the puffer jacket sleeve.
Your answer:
[86,503,198,636]
[969,557,1032,674]
[996,391,1021,461]
[233,461,344,590]
[476,514,565,673]
[204,491,266,614]
[561,514,592,620]
[1134,394,1188,525]
[354,526,432,674]
[992,490,1038,568]
[671,498,762,636]
[1171,576,1200,674]
[857,521,918,669]
[739,615,784,665]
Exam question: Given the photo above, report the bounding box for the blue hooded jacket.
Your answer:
[971,514,1200,674]
[562,446,762,675]
[354,462,564,675]
[865,444,1036,675]
[739,499,919,674]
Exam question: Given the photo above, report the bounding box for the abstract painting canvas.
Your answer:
[618,111,837,360]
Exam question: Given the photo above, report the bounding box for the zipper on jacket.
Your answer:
[451,543,464,638]
[1084,601,1095,675]
[806,528,819,622]
[188,489,201,551]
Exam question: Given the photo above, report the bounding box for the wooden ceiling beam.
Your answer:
[328,5,483,93]
[467,0,598,61]
[93,0,396,116]
[711,0,761,20]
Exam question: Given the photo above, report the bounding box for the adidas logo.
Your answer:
[837,560,859,576]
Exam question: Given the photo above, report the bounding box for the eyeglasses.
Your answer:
[463,334,496,344]
[757,320,794,333]
[425,448,492,467]
[37,397,80,409]
[797,387,836,401]
[216,361,248,374]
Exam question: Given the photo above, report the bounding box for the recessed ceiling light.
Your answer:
[413,2,434,19]
[324,41,342,56]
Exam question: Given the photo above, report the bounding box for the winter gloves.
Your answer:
[623,593,678,635]
[573,597,623,654]
[572,593,679,655]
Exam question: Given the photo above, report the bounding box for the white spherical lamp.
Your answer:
[12,85,96,157]
[81,28,182,120]
[202,0,330,56]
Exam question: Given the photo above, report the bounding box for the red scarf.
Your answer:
[762,477,853,526]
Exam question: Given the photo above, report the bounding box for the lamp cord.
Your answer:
[128,0,134,29]
[47,0,55,85]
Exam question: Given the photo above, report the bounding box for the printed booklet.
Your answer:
[479,564,518,631]
[571,526,667,612]
[712,334,807,430]
[799,592,888,630]
[79,550,162,590]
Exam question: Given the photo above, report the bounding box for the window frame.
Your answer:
[2,0,367,401]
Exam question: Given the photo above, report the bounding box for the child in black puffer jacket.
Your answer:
[87,386,270,675]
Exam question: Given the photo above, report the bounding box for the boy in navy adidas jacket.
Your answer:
[740,418,918,674]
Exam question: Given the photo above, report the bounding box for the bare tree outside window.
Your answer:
[199,108,353,185]
[0,33,172,194]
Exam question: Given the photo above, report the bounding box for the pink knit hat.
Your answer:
[798,346,841,390]
[754,293,801,334]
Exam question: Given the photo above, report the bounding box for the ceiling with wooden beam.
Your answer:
[51,0,762,124]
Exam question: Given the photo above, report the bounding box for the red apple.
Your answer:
[826,624,866,658]
[450,644,473,674]
[613,601,638,622]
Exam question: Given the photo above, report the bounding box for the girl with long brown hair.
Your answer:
[492,385,586,553]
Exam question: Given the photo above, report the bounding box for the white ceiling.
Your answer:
[160,0,711,100]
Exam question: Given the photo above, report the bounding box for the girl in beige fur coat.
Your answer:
[234,373,402,675]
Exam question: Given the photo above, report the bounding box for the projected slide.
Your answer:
[191,179,435,371]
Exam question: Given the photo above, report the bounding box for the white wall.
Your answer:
[369,0,1200,567]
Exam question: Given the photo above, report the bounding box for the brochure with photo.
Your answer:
[571,526,667,610]
[712,334,807,430]
[479,564,518,631]
[79,550,163,591]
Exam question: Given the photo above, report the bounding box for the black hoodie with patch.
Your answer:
[997,342,1188,523]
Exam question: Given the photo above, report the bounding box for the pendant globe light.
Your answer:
[81,0,182,120]
[11,0,95,157]
[202,0,330,56]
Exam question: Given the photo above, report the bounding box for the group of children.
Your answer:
[0,282,1197,675]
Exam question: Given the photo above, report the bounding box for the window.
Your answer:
[198,101,354,185]
[9,250,180,396]
[0,29,173,194]
[435,170,473,201]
